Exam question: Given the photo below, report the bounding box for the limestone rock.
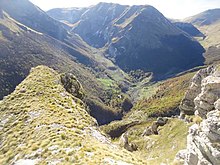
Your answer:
[179,66,214,116]
[175,149,187,164]
[142,117,168,136]
[178,111,220,165]
[214,99,220,110]
[142,126,153,136]
[175,65,220,165]
[194,75,220,118]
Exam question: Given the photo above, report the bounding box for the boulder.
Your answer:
[142,126,153,136]
[156,117,168,126]
[142,118,169,136]
[151,121,159,135]
[119,133,138,152]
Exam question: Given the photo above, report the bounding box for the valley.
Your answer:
[0,0,220,165]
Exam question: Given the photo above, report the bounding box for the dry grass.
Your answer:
[0,66,145,164]
[126,72,195,121]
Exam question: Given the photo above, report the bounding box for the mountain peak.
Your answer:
[0,0,69,41]
[48,2,205,78]
[96,2,123,6]
[184,8,220,26]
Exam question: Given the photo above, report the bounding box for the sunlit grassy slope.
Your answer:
[127,71,196,121]
[101,71,196,164]
[184,9,220,64]
[128,118,190,164]
[0,66,146,165]
[102,71,196,135]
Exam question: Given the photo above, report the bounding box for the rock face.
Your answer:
[176,65,220,165]
[179,66,214,117]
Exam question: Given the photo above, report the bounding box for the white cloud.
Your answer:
[29,0,220,19]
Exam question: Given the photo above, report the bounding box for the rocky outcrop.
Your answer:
[194,71,220,118]
[175,65,220,165]
[179,66,214,118]
[119,133,138,152]
[60,73,85,100]
[142,117,168,136]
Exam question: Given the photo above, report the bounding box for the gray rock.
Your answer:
[151,121,159,135]
[179,66,214,116]
[119,133,137,152]
[142,126,153,136]
[156,117,168,126]
[142,118,169,136]
[175,65,220,165]
[175,149,187,161]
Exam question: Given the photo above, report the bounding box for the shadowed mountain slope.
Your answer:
[184,9,220,64]
[173,22,204,37]
[48,3,205,79]
[0,9,129,125]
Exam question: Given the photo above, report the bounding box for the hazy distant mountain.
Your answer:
[184,8,220,26]
[47,7,88,25]
[184,8,220,64]
[48,2,205,79]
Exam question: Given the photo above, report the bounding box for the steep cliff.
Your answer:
[176,65,220,165]
[179,66,214,117]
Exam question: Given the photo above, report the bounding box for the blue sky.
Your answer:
[30,0,220,19]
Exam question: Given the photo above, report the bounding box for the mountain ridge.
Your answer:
[0,65,145,164]
[48,2,205,79]
[184,8,220,26]
[183,8,220,65]
[0,7,131,125]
